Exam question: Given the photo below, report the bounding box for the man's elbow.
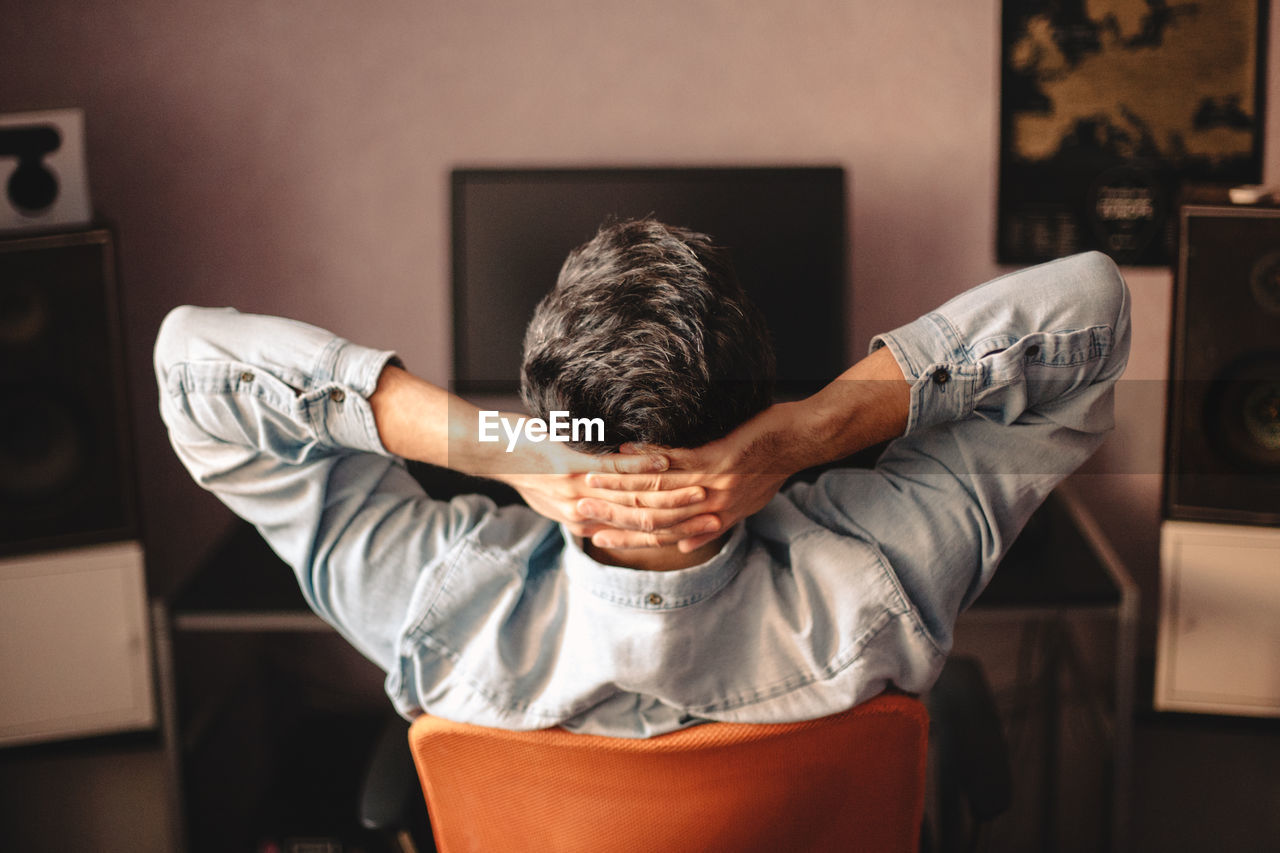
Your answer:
[1071,252,1128,326]
[1068,251,1131,368]
[153,305,202,385]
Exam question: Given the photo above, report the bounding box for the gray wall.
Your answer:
[2,0,1276,647]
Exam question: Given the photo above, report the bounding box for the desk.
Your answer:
[155,481,1137,852]
[958,484,1138,853]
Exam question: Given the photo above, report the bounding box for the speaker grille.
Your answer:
[1166,206,1280,525]
[0,229,137,555]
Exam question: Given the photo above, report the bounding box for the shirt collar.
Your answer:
[558,523,748,610]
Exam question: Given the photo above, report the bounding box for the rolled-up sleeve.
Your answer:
[795,252,1131,651]
[154,306,486,672]
[872,251,1129,435]
[154,305,394,460]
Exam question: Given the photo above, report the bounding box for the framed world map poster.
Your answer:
[998,1,1266,265]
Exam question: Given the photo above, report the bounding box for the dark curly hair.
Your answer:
[520,218,776,453]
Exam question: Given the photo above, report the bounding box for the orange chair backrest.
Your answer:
[407,693,928,853]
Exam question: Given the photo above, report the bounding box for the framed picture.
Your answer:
[998,1,1266,265]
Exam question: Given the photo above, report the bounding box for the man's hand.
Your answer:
[576,402,809,553]
[371,367,715,544]
[370,347,908,552]
[575,348,912,552]
[491,432,721,544]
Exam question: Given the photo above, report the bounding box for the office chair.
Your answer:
[402,693,927,853]
[360,660,1008,845]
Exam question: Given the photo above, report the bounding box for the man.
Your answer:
[156,219,1129,737]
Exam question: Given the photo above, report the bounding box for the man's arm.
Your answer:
[365,363,714,541]
[154,306,705,668]
[156,306,448,669]
[578,345,911,550]
[813,251,1129,648]
[582,251,1131,642]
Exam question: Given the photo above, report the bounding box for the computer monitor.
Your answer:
[451,167,847,398]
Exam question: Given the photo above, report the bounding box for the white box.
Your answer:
[0,108,92,233]
[1156,520,1280,716]
[0,541,154,746]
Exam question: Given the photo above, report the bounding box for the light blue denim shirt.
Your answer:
[156,251,1130,738]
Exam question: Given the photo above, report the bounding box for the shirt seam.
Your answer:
[168,360,304,418]
[927,310,966,363]
[403,538,479,640]
[688,609,901,714]
[314,336,345,386]
[577,566,741,610]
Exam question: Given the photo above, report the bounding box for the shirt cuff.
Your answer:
[870,311,978,435]
[311,338,401,455]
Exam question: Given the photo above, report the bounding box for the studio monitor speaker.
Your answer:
[1165,205,1280,525]
[0,228,138,556]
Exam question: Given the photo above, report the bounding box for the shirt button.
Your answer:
[329,388,346,403]
[240,371,254,383]
[932,367,950,385]
[1025,345,1040,358]
[646,593,663,606]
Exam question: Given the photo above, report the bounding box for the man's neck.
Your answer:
[585,533,730,571]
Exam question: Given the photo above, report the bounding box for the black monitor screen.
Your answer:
[452,167,847,397]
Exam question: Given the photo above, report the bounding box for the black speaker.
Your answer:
[1165,205,1280,525]
[0,228,138,556]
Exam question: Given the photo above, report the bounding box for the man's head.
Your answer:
[521,218,776,453]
